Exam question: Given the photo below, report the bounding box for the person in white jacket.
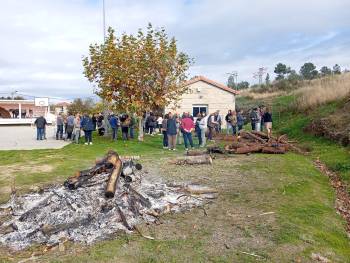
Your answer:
[198,112,209,147]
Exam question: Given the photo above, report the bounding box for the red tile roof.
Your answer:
[184,76,238,95]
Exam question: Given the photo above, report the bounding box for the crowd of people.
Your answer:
[33,106,273,148]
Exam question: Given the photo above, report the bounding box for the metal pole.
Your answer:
[103,0,106,40]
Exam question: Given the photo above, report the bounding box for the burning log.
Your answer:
[172,155,213,165]
[64,151,117,190]
[105,153,123,198]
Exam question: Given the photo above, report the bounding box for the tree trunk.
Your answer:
[262,146,286,154]
[138,116,144,141]
[235,145,263,154]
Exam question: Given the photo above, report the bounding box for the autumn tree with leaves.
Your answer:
[83,24,191,141]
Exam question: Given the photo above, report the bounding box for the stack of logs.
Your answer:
[64,150,142,198]
[219,131,300,154]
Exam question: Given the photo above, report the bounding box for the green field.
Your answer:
[0,128,350,262]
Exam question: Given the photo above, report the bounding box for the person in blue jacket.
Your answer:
[109,114,119,140]
[80,113,94,145]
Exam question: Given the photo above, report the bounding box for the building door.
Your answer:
[192,105,208,117]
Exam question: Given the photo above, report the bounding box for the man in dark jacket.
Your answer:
[80,113,94,145]
[167,112,177,150]
[56,113,64,140]
[109,114,119,140]
[34,115,47,140]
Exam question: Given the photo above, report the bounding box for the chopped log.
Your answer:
[235,145,263,154]
[185,185,218,194]
[226,142,247,149]
[186,149,207,156]
[173,155,213,165]
[251,130,270,139]
[262,146,286,154]
[65,152,118,190]
[240,131,267,144]
[105,153,123,198]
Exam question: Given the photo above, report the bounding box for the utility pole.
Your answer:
[101,0,110,136]
[253,67,267,85]
[226,71,238,87]
[103,0,106,40]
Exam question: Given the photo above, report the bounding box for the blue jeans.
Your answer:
[129,127,134,139]
[56,125,63,139]
[37,128,44,140]
[196,128,202,146]
[183,131,194,149]
[112,127,118,140]
[84,130,92,143]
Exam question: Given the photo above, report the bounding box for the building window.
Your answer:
[193,105,207,117]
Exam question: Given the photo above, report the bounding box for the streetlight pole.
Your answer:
[103,0,106,40]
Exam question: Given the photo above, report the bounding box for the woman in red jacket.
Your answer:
[180,112,195,151]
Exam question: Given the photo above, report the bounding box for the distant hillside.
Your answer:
[236,73,350,146]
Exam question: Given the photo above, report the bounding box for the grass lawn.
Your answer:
[0,130,350,262]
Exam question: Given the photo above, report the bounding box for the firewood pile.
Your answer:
[0,151,216,251]
[215,131,302,154]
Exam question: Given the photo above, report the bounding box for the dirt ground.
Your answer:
[1,153,348,262]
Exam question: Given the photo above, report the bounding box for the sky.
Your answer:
[0,0,349,101]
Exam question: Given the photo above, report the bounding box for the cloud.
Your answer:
[0,0,349,100]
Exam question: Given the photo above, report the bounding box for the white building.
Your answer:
[165,76,238,123]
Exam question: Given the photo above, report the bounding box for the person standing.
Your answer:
[207,112,218,141]
[92,113,97,131]
[250,108,258,131]
[225,110,233,135]
[231,110,238,135]
[66,113,75,140]
[56,113,64,140]
[199,112,208,147]
[34,115,47,140]
[259,106,265,132]
[237,110,245,132]
[255,108,262,132]
[263,108,273,138]
[73,113,81,144]
[81,113,94,145]
[167,112,177,151]
[195,113,203,147]
[63,115,68,138]
[161,114,168,149]
[97,113,104,136]
[181,112,195,151]
[129,114,136,139]
[120,114,130,141]
[215,111,222,133]
[176,114,183,145]
[109,114,119,141]
[157,115,163,134]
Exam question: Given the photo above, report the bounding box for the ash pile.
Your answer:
[0,151,217,251]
